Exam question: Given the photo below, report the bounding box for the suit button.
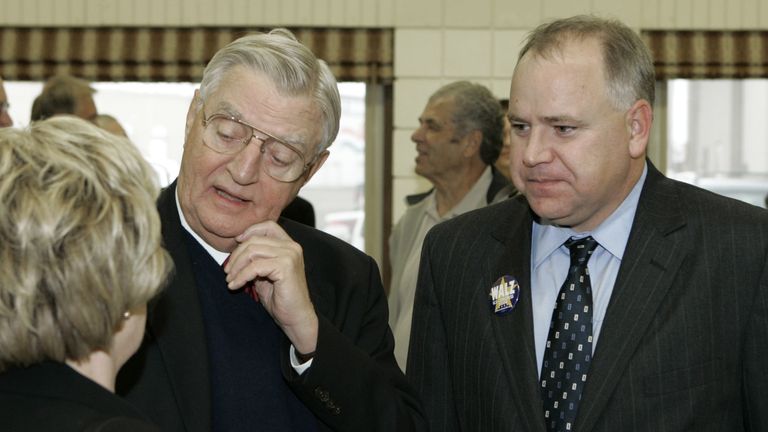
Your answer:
[314,387,330,402]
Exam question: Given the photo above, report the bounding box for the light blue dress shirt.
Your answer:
[531,164,647,377]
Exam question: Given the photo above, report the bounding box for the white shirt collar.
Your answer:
[175,187,230,265]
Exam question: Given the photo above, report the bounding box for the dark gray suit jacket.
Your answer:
[407,163,768,431]
[118,182,425,432]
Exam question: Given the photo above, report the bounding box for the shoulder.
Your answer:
[654,176,767,224]
[430,196,528,239]
[281,218,374,268]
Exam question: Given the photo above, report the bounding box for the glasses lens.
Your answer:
[262,140,305,182]
[203,117,250,154]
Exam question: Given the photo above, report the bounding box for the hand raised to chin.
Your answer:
[223,220,318,356]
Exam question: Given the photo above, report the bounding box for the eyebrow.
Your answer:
[419,117,445,128]
[508,113,582,125]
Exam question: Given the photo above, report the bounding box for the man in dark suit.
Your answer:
[407,15,768,432]
[117,28,425,432]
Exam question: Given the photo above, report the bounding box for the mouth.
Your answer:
[214,186,249,203]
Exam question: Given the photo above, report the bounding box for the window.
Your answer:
[664,79,768,208]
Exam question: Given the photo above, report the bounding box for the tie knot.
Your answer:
[564,236,598,266]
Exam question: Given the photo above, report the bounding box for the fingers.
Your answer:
[236,220,291,243]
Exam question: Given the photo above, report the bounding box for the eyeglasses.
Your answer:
[201,108,314,183]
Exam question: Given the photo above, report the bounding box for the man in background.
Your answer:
[494,99,513,181]
[408,15,768,431]
[0,77,13,128]
[117,28,425,432]
[94,113,128,137]
[388,81,511,370]
[30,74,97,122]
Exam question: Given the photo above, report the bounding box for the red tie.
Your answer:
[222,255,259,302]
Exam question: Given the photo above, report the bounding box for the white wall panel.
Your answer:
[494,0,541,28]
[492,30,526,78]
[394,0,442,28]
[443,30,492,77]
[657,0,677,28]
[592,0,642,28]
[445,0,492,28]
[674,0,694,28]
[541,0,591,22]
[294,0,314,25]
[725,0,743,28]
[393,79,443,128]
[392,129,416,177]
[761,0,768,27]
[742,0,760,28]
[639,0,661,29]
[395,29,443,77]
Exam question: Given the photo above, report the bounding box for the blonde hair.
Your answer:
[0,117,172,369]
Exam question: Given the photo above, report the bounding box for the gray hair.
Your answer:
[517,15,656,109]
[199,28,341,154]
[429,81,504,165]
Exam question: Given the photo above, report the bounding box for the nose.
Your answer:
[227,136,264,184]
[521,127,553,167]
[411,124,425,144]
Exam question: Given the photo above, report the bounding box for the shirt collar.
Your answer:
[425,165,494,221]
[175,187,230,265]
[532,163,648,267]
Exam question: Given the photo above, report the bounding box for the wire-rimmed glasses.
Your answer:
[201,109,314,183]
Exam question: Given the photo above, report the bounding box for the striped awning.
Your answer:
[0,27,393,83]
[642,30,768,79]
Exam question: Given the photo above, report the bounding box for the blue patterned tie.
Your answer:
[540,236,599,432]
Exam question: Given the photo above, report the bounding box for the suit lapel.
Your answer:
[488,199,548,432]
[150,183,212,432]
[576,164,690,431]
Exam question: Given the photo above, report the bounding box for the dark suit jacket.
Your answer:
[407,162,768,431]
[281,195,316,227]
[0,361,161,432]
[118,182,425,432]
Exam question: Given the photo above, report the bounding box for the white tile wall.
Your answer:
[541,0,592,23]
[392,129,417,178]
[494,0,542,28]
[395,30,444,77]
[394,0,443,28]
[492,30,526,78]
[393,79,443,128]
[443,30,493,77]
[444,0,492,27]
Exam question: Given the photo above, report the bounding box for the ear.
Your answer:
[462,129,483,158]
[300,149,330,186]
[626,99,652,159]
[185,90,202,140]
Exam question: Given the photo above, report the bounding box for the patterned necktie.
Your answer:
[540,236,599,432]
